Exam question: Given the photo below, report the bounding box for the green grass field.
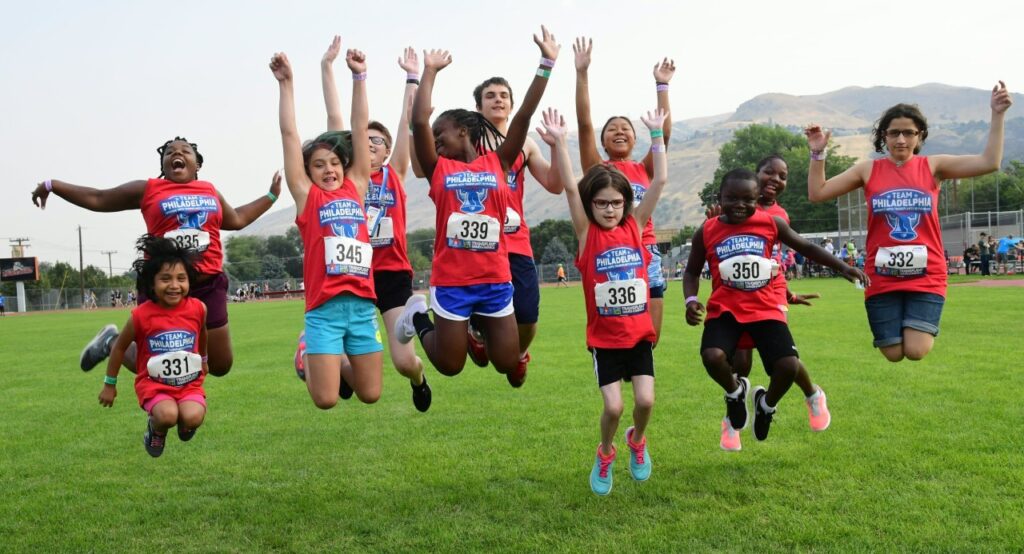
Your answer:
[2,276,1022,552]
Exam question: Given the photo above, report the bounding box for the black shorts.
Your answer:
[509,253,540,324]
[373,270,413,313]
[591,341,655,387]
[701,312,798,375]
[649,284,665,299]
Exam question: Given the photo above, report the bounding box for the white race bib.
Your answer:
[146,351,203,386]
[164,229,210,252]
[719,255,773,291]
[370,217,395,248]
[446,212,499,251]
[365,206,383,237]
[875,245,927,277]
[324,236,373,277]
[503,207,522,234]
[594,278,647,316]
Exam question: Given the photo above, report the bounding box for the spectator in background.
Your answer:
[846,240,857,266]
[556,263,569,287]
[963,244,979,274]
[794,251,805,279]
[977,232,991,275]
[0,294,5,316]
[997,234,1016,273]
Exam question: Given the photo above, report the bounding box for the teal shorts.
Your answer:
[304,294,383,356]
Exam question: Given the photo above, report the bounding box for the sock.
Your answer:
[759,394,776,414]
[726,385,743,399]
[412,312,434,340]
[806,387,822,401]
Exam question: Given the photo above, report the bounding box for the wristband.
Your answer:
[352,72,367,81]
[656,83,669,92]
[103,375,117,386]
[45,179,53,192]
[810,148,827,161]
[685,296,699,306]
[649,129,664,139]
[406,72,420,81]
[406,78,420,85]
[651,144,666,153]
[202,355,209,363]
[266,191,277,203]
[535,68,551,79]
[539,57,555,68]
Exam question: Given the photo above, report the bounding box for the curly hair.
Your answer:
[132,234,199,301]
[872,103,928,154]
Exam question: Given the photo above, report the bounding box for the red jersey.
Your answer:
[605,160,656,246]
[864,157,946,298]
[503,152,533,257]
[132,297,206,405]
[365,164,413,275]
[297,180,376,312]
[575,217,656,349]
[759,202,789,310]
[429,151,511,286]
[703,210,785,324]
[140,179,223,275]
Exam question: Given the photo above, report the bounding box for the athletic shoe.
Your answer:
[411,376,432,413]
[178,426,196,442]
[806,386,831,431]
[294,330,306,381]
[589,444,616,496]
[339,377,353,400]
[506,352,529,388]
[624,426,651,481]
[752,386,774,441]
[466,327,490,368]
[143,417,166,458]
[394,294,428,344]
[724,376,750,430]
[80,324,118,371]
[720,417,742,451]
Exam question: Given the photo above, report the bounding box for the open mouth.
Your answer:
[171,158,186,170]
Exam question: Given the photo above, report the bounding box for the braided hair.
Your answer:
[303,130,354,174]
[157,137,204,178]
[132,234,199,301]
[435,109,505,156]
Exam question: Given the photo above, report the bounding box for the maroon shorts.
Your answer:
[138,272,229,329]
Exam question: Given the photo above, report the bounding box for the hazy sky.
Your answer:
[2,0,1021,273]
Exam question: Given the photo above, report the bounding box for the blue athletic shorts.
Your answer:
[430,282,514,321]
[864,291,944,348]
[304,294,383,356]
[509,253,540,325]
[646,244,665,296]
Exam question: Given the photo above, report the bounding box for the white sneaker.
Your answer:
[394,294,428,344]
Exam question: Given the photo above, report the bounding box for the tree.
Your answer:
[540,236,571,266]
[529,219,577,262]
[261,255,289,280]
[224,235,268,281]
[406,228,436,263]
[266,230,303,278]
[954,161,1024,213]
[670,225,698,247]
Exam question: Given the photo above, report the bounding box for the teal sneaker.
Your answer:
[589,444,616,496]
[624,427,651,481]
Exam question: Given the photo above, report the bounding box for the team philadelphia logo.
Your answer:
[366,183,396,209]
[871,189,931,241]
[631,183,647,206]
[714,235,767,260]
[595,247,643,281]
[319,199,365,238]
[160,195,218,229]
[148,330,196,354]
[445,171,498,214]
[506,169,518,191]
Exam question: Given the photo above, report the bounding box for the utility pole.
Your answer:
[101,250,118,278]
[8,238,31,313]
[9,237,31,257]
[78,226,85,307]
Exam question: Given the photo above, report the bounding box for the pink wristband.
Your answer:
[540,57,555,68]
[656,83,669,92]
[651,144,666,153]
[406,72,420,81]
[685,296,699,306]
[352,72,367,81]
[44,179,53,192]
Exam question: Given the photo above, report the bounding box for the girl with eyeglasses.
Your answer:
[804,82,1013,363]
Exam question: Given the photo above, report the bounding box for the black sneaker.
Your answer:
[143,417,166,458]
[178,426,197,442]
[340,376,354,400]
[752,386,774,441]
[411,376,432,413]
[80,324,118,371]
[725,376,750,430]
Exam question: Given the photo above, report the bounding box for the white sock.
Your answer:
[726,385,743,399]
[806,387,822,401]
[759,395,776,413]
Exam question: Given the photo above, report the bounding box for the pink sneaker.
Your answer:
[806,386,831,431]
[720,417,742,451]
[294,331,306,381]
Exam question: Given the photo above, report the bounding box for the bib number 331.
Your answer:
[146,351,203,386]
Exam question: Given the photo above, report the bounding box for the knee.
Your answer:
[151,409,178,429]
[311,393,338,410]
[604,400,625,420]
[772,359,799,380]
[880,346,905,363]
[903,345,931,361]
[208,356,234,377]
[180,411,205,429]
[701,349,727,371]
[393,353,422,377]
[634,395,655,413]
[355,389,381,404]
[436,361,464,377]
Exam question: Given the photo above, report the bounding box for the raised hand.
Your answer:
[398,47,419,74]
[31,182,50,209]
[535,107,568,146]
[533,25,560,61]
[804,124,831,153]
[704,204,722,219]
[640,108,669,131]
[422,49,452,71]
[270,170,283,197]
[322,35,341,66]
[269,53,292,82]
[653,57,676,83]
[346,49,367,74]
[573,36,592,71]
[991,80,1013,114]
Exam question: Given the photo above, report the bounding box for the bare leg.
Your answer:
[599,381,624,455]
[629,375,655,441]
[206,325,234,376]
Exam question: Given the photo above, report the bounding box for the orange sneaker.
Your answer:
[806,386,831,431]
[720,417,742,451]
[506,352,529,388]
[466,328,490,368]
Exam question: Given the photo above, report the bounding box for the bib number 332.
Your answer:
[875,245,927,277]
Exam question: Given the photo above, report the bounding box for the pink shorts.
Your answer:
[142,393,207,414]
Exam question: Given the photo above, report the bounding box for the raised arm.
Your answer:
[573,36,603,170]
[804,124,870,202]
[930,81,1013,179]
[270,52,313,214]
[775,216,869,287]
[537,108,588,245]
[345,48,371,200]
[321,35,346,132]
[634,108,669,229]
[391,47,420,180]
[682,225,706,326]
[411,49,452,181]
[643,58,676,178]
[497,26,560,171]
[31,179,146,212]
[219,171,282,231]
[523,137,559,193]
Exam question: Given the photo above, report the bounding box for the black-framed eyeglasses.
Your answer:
[885,129,920,138]
[592,199,625,210]
[369,136,388,146]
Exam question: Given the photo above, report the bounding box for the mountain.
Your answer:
[236,83,1024,239]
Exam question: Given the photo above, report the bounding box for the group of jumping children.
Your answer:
[31,26,1012,496]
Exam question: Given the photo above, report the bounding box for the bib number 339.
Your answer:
[595,279,647,316]
[146,351,203,386]
[875,245,927,277]
[446,213,499,251]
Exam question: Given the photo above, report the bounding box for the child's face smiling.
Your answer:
[153,262,189,307]
[719,178,759,224]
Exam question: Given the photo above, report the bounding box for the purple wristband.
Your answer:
[406,72,420,81]
[656,83,669,92]
[352,72,367,81]
[44,179,53,192]
[685,296,699,306]
[539,57,555,68]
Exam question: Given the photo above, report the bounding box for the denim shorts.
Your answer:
[304,294,383,356]
[864,291,944,348]
[430,282,514,321]
[645,244,666,292]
